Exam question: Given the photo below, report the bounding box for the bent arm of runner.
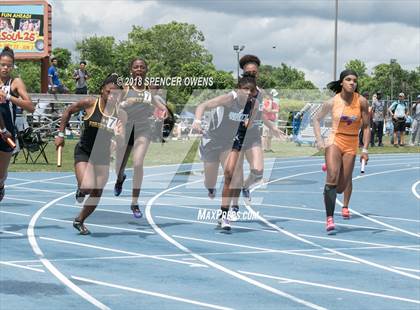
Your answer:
[54,98,95,148]
[193,92,235,131]
[313,99,333,149]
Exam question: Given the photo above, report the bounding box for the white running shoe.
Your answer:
[221,218,231,230]
[228,206,239,222]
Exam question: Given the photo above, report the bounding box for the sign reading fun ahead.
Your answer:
[0,1,51,59]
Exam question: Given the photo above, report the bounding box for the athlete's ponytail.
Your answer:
[327,69,359,94]
[0,46,15,62]
[100,73,122,90]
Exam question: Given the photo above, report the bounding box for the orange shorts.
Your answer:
[330,134,358,155]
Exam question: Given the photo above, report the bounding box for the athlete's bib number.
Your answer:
[143,91,152,104]
[106,116,118,131]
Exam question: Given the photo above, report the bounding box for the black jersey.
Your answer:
[0,78,17,152]
[121,86,154,124]
[203,89,263,147]
[79,98,117,154]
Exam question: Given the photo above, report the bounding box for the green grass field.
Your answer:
[9,135,419,172]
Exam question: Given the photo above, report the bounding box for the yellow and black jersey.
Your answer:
[79,98,117,153]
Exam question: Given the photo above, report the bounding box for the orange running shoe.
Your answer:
[342,207,350,219]
[326,216,335,232]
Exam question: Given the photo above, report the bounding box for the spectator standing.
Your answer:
[371,91,386,146]
[48,57,68,94]
[388,92,408,147]
[73,61,89,94]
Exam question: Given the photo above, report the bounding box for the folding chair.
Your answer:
[13,127,49,164]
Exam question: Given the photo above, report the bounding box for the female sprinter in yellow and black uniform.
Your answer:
[0,47,34,202]
[113,58,167,218]
[314,69,370,233]
[55,73,124,235]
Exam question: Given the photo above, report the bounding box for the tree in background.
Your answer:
[52,47,72,69]
[13,21,419,105]
[75,36,116,93]
[76,22,232,107]
[259,63,317,89]
[13,60,41,93]
[345,59,419,101]
[345,59,368,78]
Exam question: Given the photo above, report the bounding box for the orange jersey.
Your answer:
[328,93,362,155]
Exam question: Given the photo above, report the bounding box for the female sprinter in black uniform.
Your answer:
[313,70,370,232]
[0,47,34,202]
[193,74,259,230]
[113,58,167,218]
[239,55,285,202]
[54,73,124,235]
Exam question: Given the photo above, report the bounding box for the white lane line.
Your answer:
[238,270,420,305]
[17,156,416,306]
[41,217,154,235]
[23,165,223,308]
[35,198,420,231]
[3,196,47,204]
[298,234,420,252]
[7,177,34,182]
[27,192,111,310]
[146,180,328,310]
[264,215,394,232]
[7,186,68,195]
[0,261,45,273]
[158,199,420,224]
[155,215,277,234]
[245,170,420,280]
[7,173,75,188]
[4,250,274,265]
[336,167,420,238]
[71,276,233,310]
[40,236,207,268]
[0,207,154,235]
[412,181,420,200]
[392,266,420,273]
[172,234,358,264]
[0,230,24,236]
[39,181,76,187]
[56,203,133,215]
[258,202,420,223]
[257,190,409,194]
[1,245,393,266]
[369,215,420,223]
[0,210,30,217]
[165,161,419,203]
[11,161,260,306]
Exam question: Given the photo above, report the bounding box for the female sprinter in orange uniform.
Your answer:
[314,69,370,232]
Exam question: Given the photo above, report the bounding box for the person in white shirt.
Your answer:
[388,92,408,147]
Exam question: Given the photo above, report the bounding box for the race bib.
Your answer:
[143,91,152,104]
[100,116,117,132]
[106,116,118,130]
